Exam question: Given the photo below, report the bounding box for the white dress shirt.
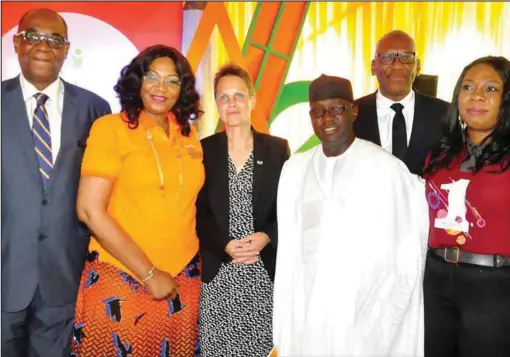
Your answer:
[19,73,64,163]
[376,89,415,154]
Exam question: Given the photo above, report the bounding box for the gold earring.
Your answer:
[458,115,466,130]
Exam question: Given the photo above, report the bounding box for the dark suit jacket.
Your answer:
[353,90,449,175]
[196,130,290,283]
[1,76,111,311]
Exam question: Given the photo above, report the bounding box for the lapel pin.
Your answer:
[257,160,263,165]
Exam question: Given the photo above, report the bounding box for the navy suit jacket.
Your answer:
[1,76,111,311]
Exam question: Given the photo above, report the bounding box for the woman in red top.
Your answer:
[422,56,510,357]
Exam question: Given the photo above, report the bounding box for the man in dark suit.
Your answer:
[1,9,111,357]
[353,30,449,175]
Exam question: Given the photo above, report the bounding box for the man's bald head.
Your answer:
[18,8,68,38]
[376,30,416,54]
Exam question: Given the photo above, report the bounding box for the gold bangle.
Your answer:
[141,266,156,284]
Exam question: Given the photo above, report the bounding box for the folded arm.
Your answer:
[353,170,428,356]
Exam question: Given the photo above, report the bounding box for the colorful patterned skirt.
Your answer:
[71,251,201,357]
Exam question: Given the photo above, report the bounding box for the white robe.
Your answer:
[273,138,429,357]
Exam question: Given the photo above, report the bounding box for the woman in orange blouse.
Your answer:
[71,45,204,357]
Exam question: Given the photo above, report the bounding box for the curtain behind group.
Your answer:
[201,2,509,151]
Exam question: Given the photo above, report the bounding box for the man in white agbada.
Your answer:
[273,75,429,356]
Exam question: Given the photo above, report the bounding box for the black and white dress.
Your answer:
[199,152,274,357]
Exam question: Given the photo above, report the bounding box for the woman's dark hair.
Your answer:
[114,44,202,136]
[213,63,255,98]
[423,56,510,176]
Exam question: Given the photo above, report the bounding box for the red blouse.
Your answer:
[425,156,510,256]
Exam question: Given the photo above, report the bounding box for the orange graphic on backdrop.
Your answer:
[186,2,308,134]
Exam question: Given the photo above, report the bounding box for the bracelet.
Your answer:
[141,265,156,284]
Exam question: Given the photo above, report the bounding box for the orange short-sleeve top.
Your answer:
[81,111,205,277]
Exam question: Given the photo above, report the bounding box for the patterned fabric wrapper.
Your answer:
[71,251,201,357]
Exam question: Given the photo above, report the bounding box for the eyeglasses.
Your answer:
[376,51,416,65]
[143,72,181,90]
[309,104,353,119]
[16,30,69,49]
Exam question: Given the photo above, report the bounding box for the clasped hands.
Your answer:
[225,232,270,264]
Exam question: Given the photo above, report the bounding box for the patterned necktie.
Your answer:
[32,93,52,188]
[391,102,407,161]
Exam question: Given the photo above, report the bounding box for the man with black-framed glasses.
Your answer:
[354,30,449,176]
[1,8,111,357]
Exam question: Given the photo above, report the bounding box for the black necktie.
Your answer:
[391,103,407,161]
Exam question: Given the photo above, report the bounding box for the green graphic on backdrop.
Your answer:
[268,80,319,153]
[215,2,310,134]
[213,2,318,153]
[269,81,310,123]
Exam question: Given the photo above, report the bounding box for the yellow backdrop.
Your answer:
[202,2,509,152]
